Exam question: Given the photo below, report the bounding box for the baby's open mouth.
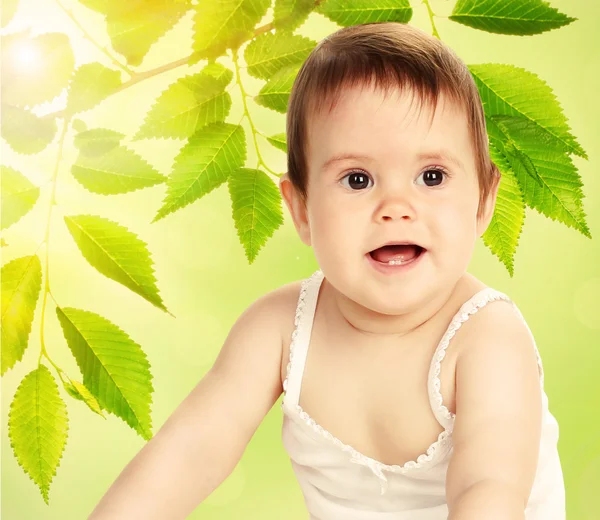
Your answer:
[368,244,426,265]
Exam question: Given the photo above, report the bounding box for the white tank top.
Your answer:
[281,270,565,520]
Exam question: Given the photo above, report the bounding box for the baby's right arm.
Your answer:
[88,286,287,520]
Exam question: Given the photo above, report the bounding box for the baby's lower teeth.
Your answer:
[388,259,405,265]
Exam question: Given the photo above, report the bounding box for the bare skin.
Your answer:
[278,270,488,467]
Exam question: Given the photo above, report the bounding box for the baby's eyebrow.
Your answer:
[321,153,372,171]
[417,150,465,170]
[320,149,465,171]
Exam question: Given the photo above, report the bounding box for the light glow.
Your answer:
[11,41,42,71]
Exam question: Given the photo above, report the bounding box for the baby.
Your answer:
[89,22,565,520]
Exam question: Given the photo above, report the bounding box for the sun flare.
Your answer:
[10,40,42,71]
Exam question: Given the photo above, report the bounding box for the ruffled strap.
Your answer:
[427,287,545,432]
[282,270,324,411]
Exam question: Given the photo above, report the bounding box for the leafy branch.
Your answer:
[54,0,135,76]
[42,8,320,121]
[0,0,589,507]
[232,48,282,177]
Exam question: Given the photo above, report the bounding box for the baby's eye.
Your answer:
[340,171,373,191]
[340,167,449,190]
[416,167,448,187]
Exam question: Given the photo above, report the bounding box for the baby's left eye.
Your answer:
[416,167,448,187]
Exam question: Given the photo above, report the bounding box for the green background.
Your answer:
[1,0,598,518]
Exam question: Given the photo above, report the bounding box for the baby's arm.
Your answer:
[88,287,286,520]
[445,301,543,520]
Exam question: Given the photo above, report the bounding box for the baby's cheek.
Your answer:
[433,209,479,249]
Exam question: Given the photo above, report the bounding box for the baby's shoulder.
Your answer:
[259,278,302,307]
[255,278,303,343]
[454,287,534,360]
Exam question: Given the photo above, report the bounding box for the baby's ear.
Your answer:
[476,168,501,238]
[279,173,312,246]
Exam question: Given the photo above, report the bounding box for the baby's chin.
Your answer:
[324,265,435,310]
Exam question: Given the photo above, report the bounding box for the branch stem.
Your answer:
[37,118,71,385]
[232,49,281,178]
[422,0,441,39]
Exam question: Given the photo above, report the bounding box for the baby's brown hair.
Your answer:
[285,22,501,220]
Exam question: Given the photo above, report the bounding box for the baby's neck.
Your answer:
[324,274,479,340]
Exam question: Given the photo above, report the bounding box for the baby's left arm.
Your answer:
[445,301,543,520]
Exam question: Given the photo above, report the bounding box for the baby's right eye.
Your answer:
[340,171,373,190]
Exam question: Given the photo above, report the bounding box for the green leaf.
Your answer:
[482,142,525,277]
[489,115,590,238]
[273,0,316,31]
[2,0,19,28]
[66,62,122,115]
[8,365,68,504]
[56,307,153,439]
[1,255,42,376]
[153,122,246,222]
[73,128,125,157]
[502,142,545,190]
[316,0,413,26]
[63,379,106,418]
[71,145,166,194]
[469,64,586,159]
[488,115,545,190]
[71,118,88,133]
[64,215,170,313]
[78,0,192,68]
[1,30,75,107]
[1,166,40,230]
[192,0,271,60]
[200,61,235,84]
[245,32,316,80]
[134,63,233,140]
[450,0,576,36]
[0,104,57,155]
[228,168,284,264]
[106,0,192,66]
[255,63,301,113]
[78,0,122,15]
[266,133,287,153]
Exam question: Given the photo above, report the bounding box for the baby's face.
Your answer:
[296,84,494,314]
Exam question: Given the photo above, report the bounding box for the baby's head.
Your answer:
[279,22,501,314]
